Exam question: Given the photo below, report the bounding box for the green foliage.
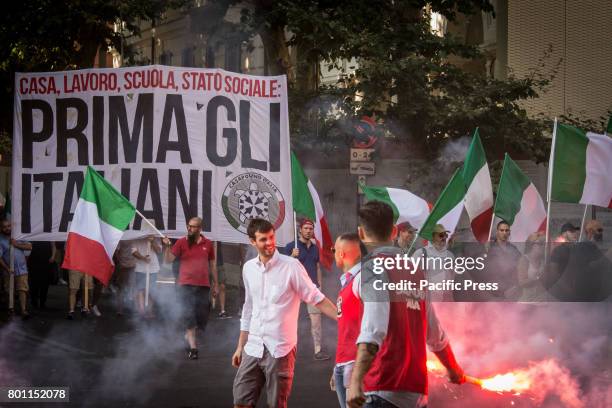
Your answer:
[231,0,558,163]
[0,0,187,135]
[559,110,612,135]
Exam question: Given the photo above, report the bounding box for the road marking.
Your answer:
[4,326,96,356]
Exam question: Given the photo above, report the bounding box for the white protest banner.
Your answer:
[12,65,292,244]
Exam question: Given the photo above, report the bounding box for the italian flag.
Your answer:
[290,152,333,270]
[419,168,466,241]
[360,184,430,230]
[494,154,546,242]
[549,123,612,208]
[62,166,136,285]
[461,129,494,242]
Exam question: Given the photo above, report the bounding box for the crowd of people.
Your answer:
[232,202,466,408]
[0,200,611,407]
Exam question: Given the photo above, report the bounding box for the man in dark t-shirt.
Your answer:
[283,219,329,360]
[547,220,612,301]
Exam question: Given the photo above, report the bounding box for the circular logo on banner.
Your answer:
[222,173,286,234]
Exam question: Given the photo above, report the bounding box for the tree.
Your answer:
[0,0,186,142]
[220,0,563,164]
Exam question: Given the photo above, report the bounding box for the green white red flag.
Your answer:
[62,166,135,285]
[360,185,431,230]
[290,152,333,270]
[419,168,466,241]
[494,154,547,242]
[549,123,612,209]
[461,129,494,242]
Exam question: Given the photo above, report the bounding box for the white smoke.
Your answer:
[428,302,612,407]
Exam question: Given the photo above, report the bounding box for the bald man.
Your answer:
[163,217,218,360]
[569,219,610,301]
[330,233,363,408]
[584,220,603,243]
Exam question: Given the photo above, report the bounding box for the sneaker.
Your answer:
[313,351,330,361]
[218,311,230,319]
[66,312,74,320]
[92,305,102,317]
[58,278,68,286]
[188,348,199,360]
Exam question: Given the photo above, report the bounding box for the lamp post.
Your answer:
[151,20,156,64]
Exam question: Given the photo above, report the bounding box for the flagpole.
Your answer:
[578,204,588,242]
[293,211,298,249]
[545,118,558,263]
[84,275,89,313]
[8,243,14,311]
[135,209,165,238]
[145,239,151,308]
[488,154,508,246]
[406,232,419,255]
[487,217,495,244]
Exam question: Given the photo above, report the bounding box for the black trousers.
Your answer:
[179,285,211,330]
[29,263,53,307]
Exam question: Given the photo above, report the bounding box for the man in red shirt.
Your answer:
[163,217,218,360]
[347,201,465,408]
[330,232,363,408]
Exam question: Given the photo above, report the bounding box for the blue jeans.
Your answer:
[334,364,350,408]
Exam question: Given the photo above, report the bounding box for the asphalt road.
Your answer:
[1,280,610,408]
[0,282,340,408]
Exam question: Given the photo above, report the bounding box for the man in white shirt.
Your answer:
[412,224,457,302]
[231,219,337,408]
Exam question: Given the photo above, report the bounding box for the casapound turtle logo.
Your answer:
[222,173,286,234]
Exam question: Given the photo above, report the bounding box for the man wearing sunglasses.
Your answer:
[412,224,456,302]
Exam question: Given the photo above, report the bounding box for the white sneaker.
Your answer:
[92,305,102,317]
[58,278,68,286]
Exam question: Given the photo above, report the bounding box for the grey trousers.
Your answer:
[233,347,296,408]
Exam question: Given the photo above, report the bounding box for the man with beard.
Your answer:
[566,220,611,301]
[283,219,329,360]
[412,224,457,302]
[232,219,337,408]
[544,222,580,301]
[163,217,218,360]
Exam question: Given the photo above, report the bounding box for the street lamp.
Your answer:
[151,21,156,64]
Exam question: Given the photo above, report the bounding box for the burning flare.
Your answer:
[427,356,584,408]
[476,372,531,393]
